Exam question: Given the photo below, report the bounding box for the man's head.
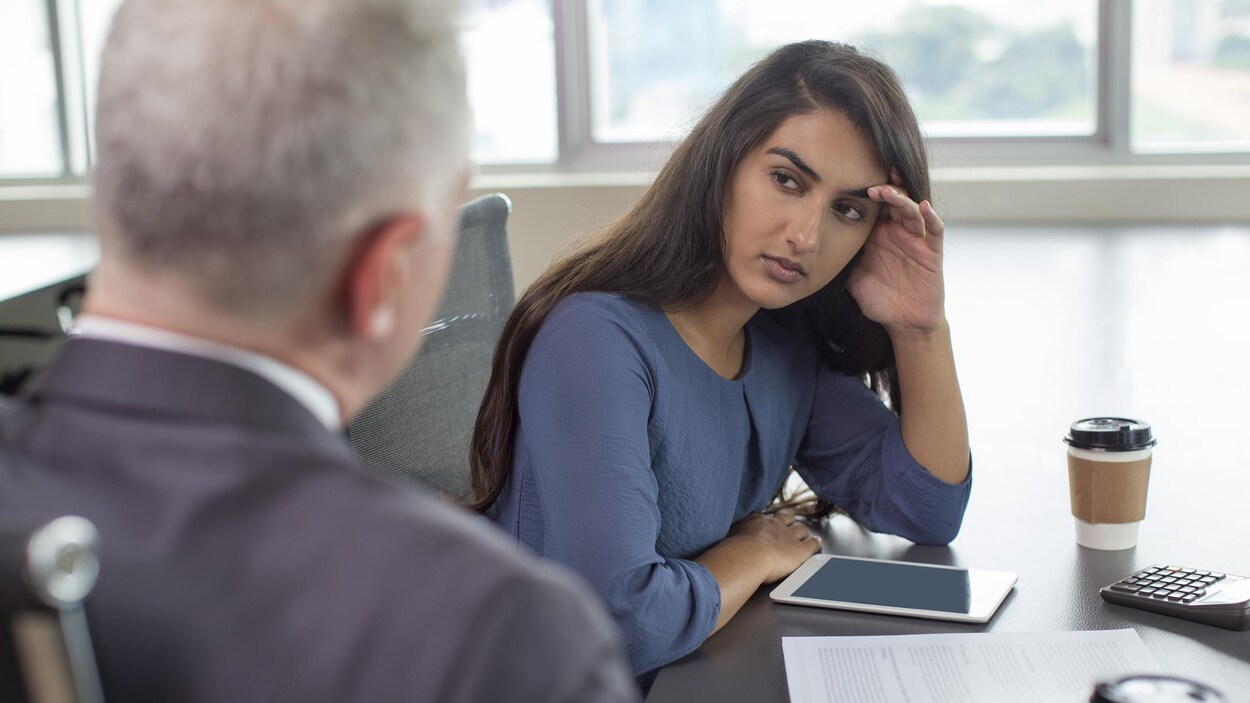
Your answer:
[89,0,471,417]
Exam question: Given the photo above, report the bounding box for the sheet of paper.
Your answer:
[783,629,1159,703]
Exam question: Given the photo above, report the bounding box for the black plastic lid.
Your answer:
[1091,675,1226,703]
[1065,417,1156,451]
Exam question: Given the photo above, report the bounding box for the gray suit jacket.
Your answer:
[0,338,638,703]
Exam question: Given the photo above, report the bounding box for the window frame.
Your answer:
[6,0,1250,185]
[544,0,1250,173]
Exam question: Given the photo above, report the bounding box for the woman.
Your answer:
[470,40,971,677]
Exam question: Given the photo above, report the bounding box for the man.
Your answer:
[0,0,637,701]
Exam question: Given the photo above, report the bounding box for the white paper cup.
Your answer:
[1064,418,1156,552]
[1074,517,1140,551]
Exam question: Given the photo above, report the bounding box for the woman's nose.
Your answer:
[786,205,822,253]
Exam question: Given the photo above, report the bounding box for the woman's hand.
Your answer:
[849,169,948,335]
[849,171,971,487]
[722,510,822,584]
[696,509,821,635]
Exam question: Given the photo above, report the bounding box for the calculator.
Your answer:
[1100,564,1250,630]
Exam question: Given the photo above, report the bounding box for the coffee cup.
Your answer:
[1064,418,1156,550]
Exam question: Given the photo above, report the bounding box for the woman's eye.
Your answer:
[832,202,864,221]
[770,171,801,192]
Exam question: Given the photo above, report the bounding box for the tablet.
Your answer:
[770,554,1017,623]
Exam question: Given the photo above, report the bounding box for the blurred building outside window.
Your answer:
[0,0,63,177]
[1,0,1248,179]
[1132,0,1250,152]
[588,0,1098,143]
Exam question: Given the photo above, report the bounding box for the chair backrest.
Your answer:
[0,516,105,703]
[345,193,515,501]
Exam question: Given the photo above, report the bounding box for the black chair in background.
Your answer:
[0,516,105,703]
[0,285,85,397]
[346,193,516,501]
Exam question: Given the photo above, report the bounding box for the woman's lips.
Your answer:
[762,255,805,284]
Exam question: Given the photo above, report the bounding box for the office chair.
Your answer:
[0,515,106,703]
[346,193,516,501]
[0,284,85,397]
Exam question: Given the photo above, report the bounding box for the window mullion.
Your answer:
[1102,0,1134,159]
[43,0,75,177]
[44,0,91,177]
[554,0,594,170]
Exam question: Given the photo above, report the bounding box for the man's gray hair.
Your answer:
[93,0,469,314]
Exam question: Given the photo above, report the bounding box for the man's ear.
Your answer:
[343,213,428,341]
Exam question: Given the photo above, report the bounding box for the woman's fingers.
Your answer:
[798,526,822,554]
[789,521,817,542]
[869,185,926,238]
[920,199,944,238]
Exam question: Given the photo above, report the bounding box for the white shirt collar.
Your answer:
[72,315,342,429]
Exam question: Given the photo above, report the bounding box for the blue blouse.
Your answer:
[489,292,971,675]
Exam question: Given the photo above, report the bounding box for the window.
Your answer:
[2,0,1248,181]
[1132,0,1250,152]
[464,0,558,164]
[587,0,1098,143]
[0,0,63,177]
[68,0,561,169]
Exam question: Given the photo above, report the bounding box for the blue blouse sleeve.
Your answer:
[794,366,971,545]
[511,297,720,675]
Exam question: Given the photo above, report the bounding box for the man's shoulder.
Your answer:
[320,465,591,601]
[353,477,534,570]
[315,470,640,701]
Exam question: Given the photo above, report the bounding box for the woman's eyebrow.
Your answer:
[766,147,821,182]
[767,147,879,199]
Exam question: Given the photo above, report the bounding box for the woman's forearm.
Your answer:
[695,511,822,635]
[695,538,773,635]
[889,321,970,485]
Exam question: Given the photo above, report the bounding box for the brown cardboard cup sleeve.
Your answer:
[1067,456,1152,524]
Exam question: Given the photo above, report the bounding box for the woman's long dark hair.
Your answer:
[468,40,930,512]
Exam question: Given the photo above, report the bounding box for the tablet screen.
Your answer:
[792,558,973,614]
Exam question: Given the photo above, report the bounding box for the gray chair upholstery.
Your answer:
[0,516,105,703]
[346,193,515,501]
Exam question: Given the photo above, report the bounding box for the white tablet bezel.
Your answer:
[769,554,1018,624]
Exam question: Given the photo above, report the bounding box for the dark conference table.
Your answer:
[646,226,1250,701]
[645,453,1250,702]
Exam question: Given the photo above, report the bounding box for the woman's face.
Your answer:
[720,109,886,310]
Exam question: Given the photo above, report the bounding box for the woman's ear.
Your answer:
[342,213,429,342]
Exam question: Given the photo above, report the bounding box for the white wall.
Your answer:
[4,165,1250,294]
[469,166,1250,293]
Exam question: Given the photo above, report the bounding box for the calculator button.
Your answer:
[1153,591,1173,598]
[1167,594,1186,602]
[1181,594,1198,603]
[1111,584,1141,592]
[1161,577,1178,584]
[1212,573,1225,579]
[1138,587,1157,595]
[1196,570,1210,576]
[1179,586,1197,593]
